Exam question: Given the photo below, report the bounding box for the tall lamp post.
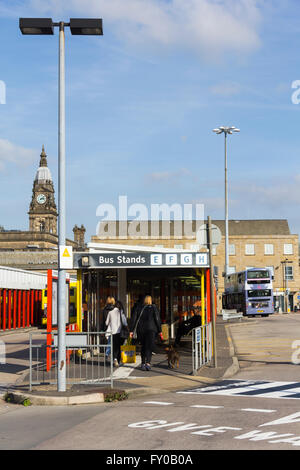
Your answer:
[212,126,240,277]
[19,18,103,392]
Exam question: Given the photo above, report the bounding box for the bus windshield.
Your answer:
[247,270,270,279]
[248,289,272,298]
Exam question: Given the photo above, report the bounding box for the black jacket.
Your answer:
[130,303,161,338]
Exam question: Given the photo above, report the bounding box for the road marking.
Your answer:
[144,401,174,406]
[178,379,300,400]
[112,358,142,379]
[241,408,276,413]
[190,405,224,409]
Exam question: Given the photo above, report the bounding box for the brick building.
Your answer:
[210,220,299,312]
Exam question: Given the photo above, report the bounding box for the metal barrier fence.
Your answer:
[29,331,113,391]
[192,323,212,374]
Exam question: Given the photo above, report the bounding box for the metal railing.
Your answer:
[29,331,113,391]
[192,323,212,374]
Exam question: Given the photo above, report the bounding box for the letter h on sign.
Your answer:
[196,254,207,265]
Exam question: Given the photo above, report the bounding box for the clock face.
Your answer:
[36,194,46,205]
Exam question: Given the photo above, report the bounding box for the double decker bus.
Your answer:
[223,268,274,317]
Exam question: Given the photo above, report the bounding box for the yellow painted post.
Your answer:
[76,269,82,332]
[201,269,205,325]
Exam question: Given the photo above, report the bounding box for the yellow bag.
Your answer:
[121,340,136,364]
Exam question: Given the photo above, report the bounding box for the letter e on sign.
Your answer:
[59,245,73,269]
[151,254,162,266]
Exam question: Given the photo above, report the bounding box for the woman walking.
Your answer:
[130,295,163,371]
[102,296,116,362]
[105,300,128,367]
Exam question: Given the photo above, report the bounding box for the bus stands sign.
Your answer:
[73,252,209,269]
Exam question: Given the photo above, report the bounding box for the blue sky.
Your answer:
[1,0,300,242]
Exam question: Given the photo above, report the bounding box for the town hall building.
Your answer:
[0,146,86,271]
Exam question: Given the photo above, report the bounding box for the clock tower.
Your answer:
[29,146,58,234]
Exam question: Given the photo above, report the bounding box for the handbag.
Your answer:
[119,310,129,340]
[132,306,146,339]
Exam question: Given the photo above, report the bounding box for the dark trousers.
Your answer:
[140,330,156,364]
[112,333,122,362]
[175,321,191,345]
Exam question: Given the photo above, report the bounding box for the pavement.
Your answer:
[0,316,240,406]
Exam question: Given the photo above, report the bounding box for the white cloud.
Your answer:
[232,176,300,209]
[147,168,191,183]
[21,0,262,57]
[0,139,36,171]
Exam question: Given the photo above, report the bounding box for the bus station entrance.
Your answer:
[28,249,216,390]
[73,250,215,340]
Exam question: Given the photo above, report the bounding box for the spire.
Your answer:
[39,145,48,167]
[35,145,52,182]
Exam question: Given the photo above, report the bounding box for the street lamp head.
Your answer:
[19,18,103,36]
[70,18,103,35]
[213,126,240,135]
[19,18,54,35]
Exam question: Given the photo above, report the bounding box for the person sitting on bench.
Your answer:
[174,309,201,347]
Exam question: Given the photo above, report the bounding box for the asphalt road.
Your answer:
[1,314,300,452]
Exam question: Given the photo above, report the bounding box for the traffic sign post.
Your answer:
[196,223,222,248]
[59,245,73,269]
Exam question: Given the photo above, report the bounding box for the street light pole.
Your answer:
[20,17,103,392]
[224,131,228,278]
[58,21,67,391]
[213,126,240,277]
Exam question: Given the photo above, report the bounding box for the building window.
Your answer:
[228,266,236,274]
[229,244,236,255]
[264,244,274,255]
[245,244,255,255]
[284,265,293,281]
[284,244,293,255]
[190,244,200,251]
